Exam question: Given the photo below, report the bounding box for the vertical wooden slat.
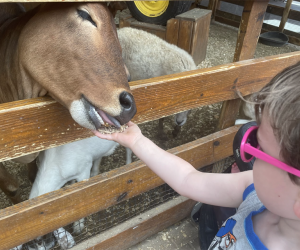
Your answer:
[170,9,212,64]
[190,10,212,64]
[208,0,219,19]
[279,0,293,32]
[177,19,193,53]
[166,18,180,45]
[233,0,269,62]
[217,0,269,131]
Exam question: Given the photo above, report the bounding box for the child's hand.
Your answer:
[92,121,142,149]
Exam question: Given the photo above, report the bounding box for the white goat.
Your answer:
[18,27,197,250]
[26,137,122,249]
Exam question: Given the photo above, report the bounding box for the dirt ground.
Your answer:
[1,16,300,249]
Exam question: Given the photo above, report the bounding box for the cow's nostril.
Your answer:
[119,91,133,109]
[116,91,136,124]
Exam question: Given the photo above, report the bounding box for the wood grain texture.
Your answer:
[217,0,269,131]
[1,51,300,162]
[0,125,239,249]
[217,99,242,130]
[278,0,293,32]
[215,10,300,44]
[233,0,269,62]
[176,8,212,64]
[215,15,240,29]
[177,19,193,53]
[216,5,300,30]
[71,196,196,250]
[190,10,211,64]
[207,0,218,19]
[166,18,180,45]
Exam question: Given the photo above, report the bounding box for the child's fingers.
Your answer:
[92,130,110,139]
[92,130,120,142]
[127,121,135,127]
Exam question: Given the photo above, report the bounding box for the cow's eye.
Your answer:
[77,9,97,27]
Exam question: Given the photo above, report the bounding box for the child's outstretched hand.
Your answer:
[92,121,142,149]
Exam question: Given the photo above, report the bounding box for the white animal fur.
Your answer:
[23,137,130,250]
[118,28,196,127]
[25,27,197,250]
[118,27,197,82]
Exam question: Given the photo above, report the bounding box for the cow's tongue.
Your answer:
[97,110,115,126]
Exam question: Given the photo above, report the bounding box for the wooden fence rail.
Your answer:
[1,51,300,162]
[209,0,300,46]
[1,51,300,249]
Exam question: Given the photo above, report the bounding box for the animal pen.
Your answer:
[1,0,300,250]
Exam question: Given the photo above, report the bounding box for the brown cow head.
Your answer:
[18,3,136,130]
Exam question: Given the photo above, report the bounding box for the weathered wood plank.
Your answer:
[207,0,218,19]
[278,0,293,32]
[1,51,300,162]
[177,19,193,53]
[177,8,212,64]
[233,0,269,62]
[215,10,300,44]
[166,18,180,45]
[216,6,300,31]
[0,125,238,249]
[217,0,269,131]
[216,9,241,24]
[215,14,240,29]
[71,196,196,250]
[191,15,210,64]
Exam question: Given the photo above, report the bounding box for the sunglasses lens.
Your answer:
[244,129,258,161]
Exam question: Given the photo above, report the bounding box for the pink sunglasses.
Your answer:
[240,126,300,177]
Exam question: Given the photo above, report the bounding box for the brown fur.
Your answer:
[1,3,130,109]
[0,3,135,204]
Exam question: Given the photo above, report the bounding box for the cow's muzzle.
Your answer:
[82,91,136,130]
[114,91,136,125]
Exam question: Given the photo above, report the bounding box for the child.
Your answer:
[93,62,300,249]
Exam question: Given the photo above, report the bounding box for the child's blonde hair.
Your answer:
[254,62,300,184]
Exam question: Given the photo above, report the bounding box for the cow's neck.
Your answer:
[0,4,47,104]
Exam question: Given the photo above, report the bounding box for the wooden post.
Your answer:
[170,8,212,64]
[217,0,269,131]
[279,0,293,32]
[119,8,212,65]
[208,0,219,19]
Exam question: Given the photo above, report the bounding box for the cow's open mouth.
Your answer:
[83,96,128,133]
[93,107,128,134]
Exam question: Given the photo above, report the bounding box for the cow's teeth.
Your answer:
[92,107,104,125]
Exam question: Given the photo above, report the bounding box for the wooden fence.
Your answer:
[1,51,300,249]
[203,0,300,46]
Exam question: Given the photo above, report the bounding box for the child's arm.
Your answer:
[93,122,253,208]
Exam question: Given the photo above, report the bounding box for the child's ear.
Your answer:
[293,200,300,219]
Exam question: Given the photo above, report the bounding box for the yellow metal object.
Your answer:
[135,1,169,17]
